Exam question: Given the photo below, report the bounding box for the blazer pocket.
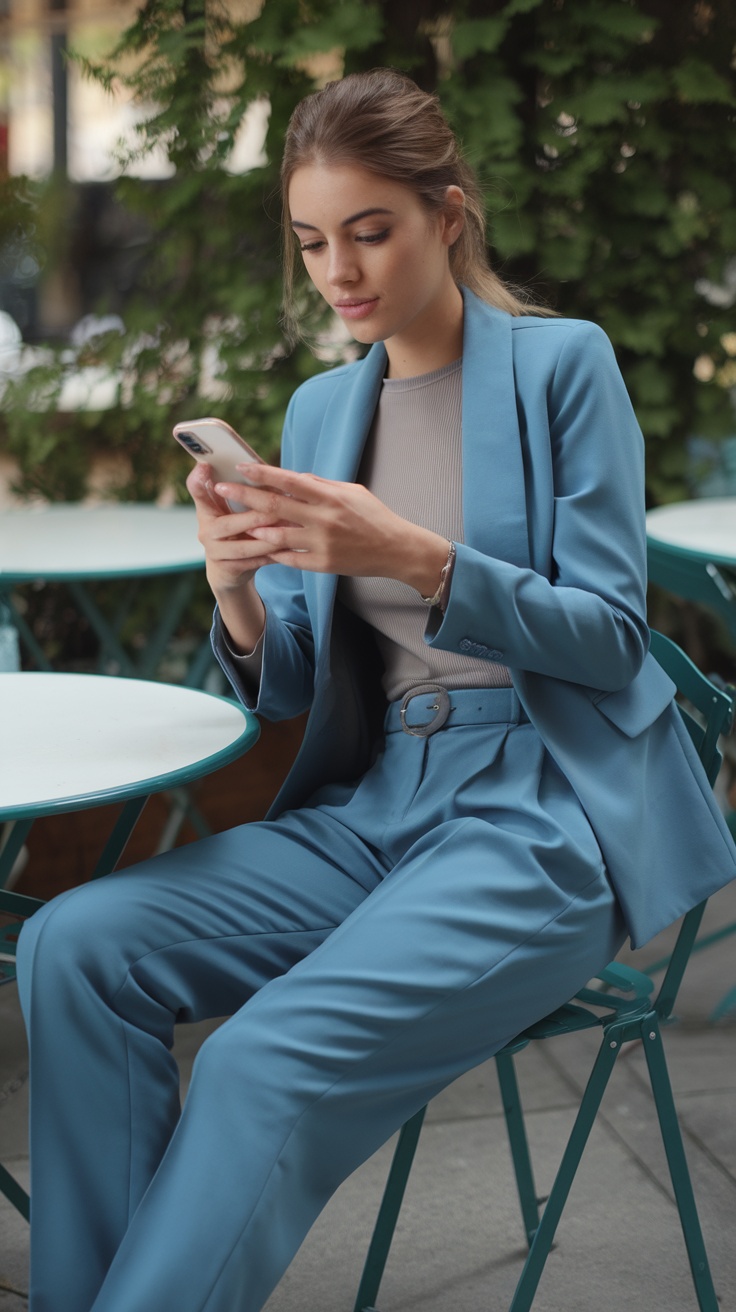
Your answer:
[591,655,677,738]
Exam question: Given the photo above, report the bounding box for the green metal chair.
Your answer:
[647,536,736,1019]
[647,537,736,645]
[354,631,735,1312]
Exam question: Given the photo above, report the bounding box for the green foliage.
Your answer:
[435,0,736,502]
[452,17,510,58]
[2,0,736,507]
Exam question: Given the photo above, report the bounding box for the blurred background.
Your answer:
[1,1,735,503]
[1,0,735,890]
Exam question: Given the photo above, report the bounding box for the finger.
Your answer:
[207,509,300,543]
[239,464,329,503]
[186,462,215,501]
[247,525,311,553]
[208,538,275,569]
[216,556,273,575]
[187,463,231,516]
[206,508,257,539]
[212,479,258,511]
[261,548,319,571]
[214,480,307,524]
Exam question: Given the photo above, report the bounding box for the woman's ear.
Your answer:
[441,185,466,246]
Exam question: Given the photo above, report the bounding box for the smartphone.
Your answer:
[173,417,265,510]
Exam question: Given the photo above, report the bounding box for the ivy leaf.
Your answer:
[452,17,510,59]
[446,74,524,154]
[273,2,383,63]
[671,59,735,106]
[502,0,545,14]
[532,49,583,77]
[490,209,538,258]
[583,3,660,42]
[564,83,629,126]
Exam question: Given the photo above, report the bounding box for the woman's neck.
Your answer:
[384,281,464,380]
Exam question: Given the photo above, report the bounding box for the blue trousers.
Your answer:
[17,688,625,1312]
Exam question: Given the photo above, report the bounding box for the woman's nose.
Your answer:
[327,245,359,287]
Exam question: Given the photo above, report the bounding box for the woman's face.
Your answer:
[288,162,464,373]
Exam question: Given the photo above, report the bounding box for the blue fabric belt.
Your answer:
[385,684,528,737]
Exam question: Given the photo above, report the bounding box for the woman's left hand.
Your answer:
[214,463,449,596]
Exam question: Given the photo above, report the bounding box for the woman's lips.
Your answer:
[334,298,379,320]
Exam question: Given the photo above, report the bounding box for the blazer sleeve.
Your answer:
[426,321,650,691]
[212,390,317,720]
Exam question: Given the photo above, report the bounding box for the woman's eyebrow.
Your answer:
[291,207,395,231]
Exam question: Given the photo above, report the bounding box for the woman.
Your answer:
[17,69,736,1312]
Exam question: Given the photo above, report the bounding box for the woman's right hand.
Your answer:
[186,463,276,594]
[186,463,272,654]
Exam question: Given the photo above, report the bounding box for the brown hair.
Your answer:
[280,68,551,341]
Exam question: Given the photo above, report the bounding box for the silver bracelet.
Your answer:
[420,541,456,611]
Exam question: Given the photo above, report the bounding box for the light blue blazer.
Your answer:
[217,289,736,948]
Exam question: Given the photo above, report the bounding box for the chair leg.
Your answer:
[353,1107,427,1312]
[495,1049,540,1246]
[0,820,33,889]
[90,795,149,879]
[507,1033,619,1312]
[642,1017,719,1312]
[0,1161,29,1220]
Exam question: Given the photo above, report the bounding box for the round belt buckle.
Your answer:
[399,684,451,737]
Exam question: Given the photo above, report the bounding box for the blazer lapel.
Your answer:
[461,292,531,570]
[306,343,387,655]
[312,343,387,481]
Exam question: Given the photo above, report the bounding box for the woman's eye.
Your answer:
[298,228,389,254]
[357,229,390,245]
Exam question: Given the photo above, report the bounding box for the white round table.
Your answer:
[0,670,259,1219]
[0,671,256,817]
[0,504,204,580]
[645,498,736,564]
[0,670,259,893]
[646,497,736,643]
[0,504,206,679]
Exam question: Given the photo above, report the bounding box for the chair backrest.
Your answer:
[647,541,736,644]
[647,629,735,1019]
[649,630,733,785]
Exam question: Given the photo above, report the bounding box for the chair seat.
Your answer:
[514,959,658,1043]
[521,1000,612,1041]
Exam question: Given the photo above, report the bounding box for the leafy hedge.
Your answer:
[2,0,735,505]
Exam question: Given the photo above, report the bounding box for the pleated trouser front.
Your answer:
[16,689,626,1312]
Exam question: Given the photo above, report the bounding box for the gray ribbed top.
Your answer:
[338,359,511,701]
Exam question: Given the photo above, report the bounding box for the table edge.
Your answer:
[0,560,205,583]
[646,534,736,569]
[0,709,260,821]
